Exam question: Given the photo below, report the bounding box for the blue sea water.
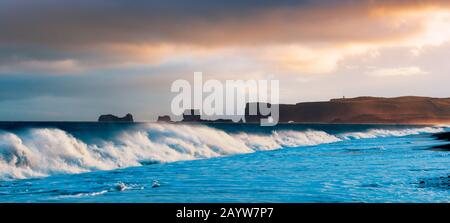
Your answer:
[0,122,448,202]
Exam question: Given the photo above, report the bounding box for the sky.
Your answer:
[1,0,450,121]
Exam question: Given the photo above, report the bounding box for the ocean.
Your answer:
[0,122,448,202]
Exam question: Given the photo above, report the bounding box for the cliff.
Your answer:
[245,96,450,124]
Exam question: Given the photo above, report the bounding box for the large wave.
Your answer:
[0,123,445,180]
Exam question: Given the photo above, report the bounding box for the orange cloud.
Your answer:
[2,1,450,75]
[102,2,450,74]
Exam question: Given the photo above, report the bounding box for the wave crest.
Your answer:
[0,124,445,180]
[338,127,444,140]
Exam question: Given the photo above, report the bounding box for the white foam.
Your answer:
[236,130,341,151]
[338,127,444,140]
[0,124,445,180]
[57,190,109,199]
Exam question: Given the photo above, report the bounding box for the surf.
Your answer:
[0,123,446,180]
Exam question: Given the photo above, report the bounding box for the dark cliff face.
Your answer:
[245,97,450,124]
[98,113,134,122]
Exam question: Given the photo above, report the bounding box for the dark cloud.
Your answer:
[4,0,431,47]
[1,0,448,68]
[0,0,313,46]
[2,0,443,68]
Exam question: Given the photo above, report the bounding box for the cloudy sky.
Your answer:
[1,0,450,121]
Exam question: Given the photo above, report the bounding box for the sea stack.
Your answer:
[98,113,134,122]
[157,115,172,122]
[181,109,201,122]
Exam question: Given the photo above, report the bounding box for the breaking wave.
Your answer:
[338,127,444,140]
[0,123,445,180]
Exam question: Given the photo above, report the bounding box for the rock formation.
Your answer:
[98,113,134,122]
[157,115,172,122]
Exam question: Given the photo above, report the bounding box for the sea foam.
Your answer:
[0,123,445,180]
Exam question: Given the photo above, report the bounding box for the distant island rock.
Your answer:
[98,113,134,122]
[157,115,172,122]
[180,109,235,123]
